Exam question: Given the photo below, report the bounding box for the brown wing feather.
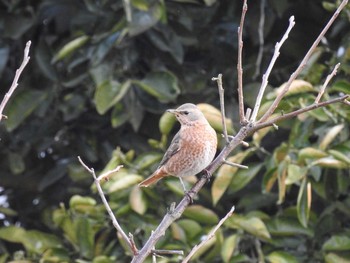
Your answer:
[158,131,181,167]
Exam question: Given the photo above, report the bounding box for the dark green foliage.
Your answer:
[0,0,350,262]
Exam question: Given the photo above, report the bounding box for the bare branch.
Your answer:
[254,95,349,131]
[250,16,295,122]
[97,166,124,182]
[315,63,340,103]
[237,0,248,124]
[259,0,349,123]
[182,206,235,263]
[253,0,266,79]
[77,156,137,255]
[0,41,31,122]
[212,74,229,143]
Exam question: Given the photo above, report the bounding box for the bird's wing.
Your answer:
[158,131,181,167]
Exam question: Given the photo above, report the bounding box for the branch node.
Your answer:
[272,123,279,130]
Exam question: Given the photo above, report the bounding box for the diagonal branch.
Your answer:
[254,95,349,131]
[182,206,235,263]
[0,41,31,122]
[258,0,348,123]
[237,0,248,124]
[77,156,138,255]
[250,16,295,122]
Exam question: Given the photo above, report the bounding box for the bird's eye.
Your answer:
[183,111,189,115]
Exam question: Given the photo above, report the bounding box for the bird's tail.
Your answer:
[138,169,167,187]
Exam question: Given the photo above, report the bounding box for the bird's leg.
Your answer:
[179,177,195,203]
[179,177,187,192]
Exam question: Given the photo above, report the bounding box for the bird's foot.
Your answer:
[185,189,195,204]
[202,169,212,182]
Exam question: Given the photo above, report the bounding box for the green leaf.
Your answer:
[171,222,187,242]
[331,80,350,94]
[94,80,131,114]
[128,5,162,36]
[323,234,350,251]
[177,219,202,240]
[5,90,47,131]
[75,217,94,258]
[230,163,263,193]
[328,149,350,165]
[52,35,89,63]
[297,178,311,227]
[133,71,180,102]
[212,151,250,205]
[324,253,350,263]
[310,157,348,169]
[286,164,307,185]
[111,103,130,128]
[159,112,176,135]
[269,79,314,99]
[266,217,313,237]
[267,251,298,263]
[221,234,240,263]
[183,205,219,224]
[129,186,147,215]
[298,147,328,162]
[0,226,63,254]
[107,174,143,193]
[320,124,344,150]
[69,195,97,213]
[226,215,271,240]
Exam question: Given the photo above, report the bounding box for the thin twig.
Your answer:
[254,95,349,131]
[259,0,349,123]
[315,63,340,103]
[77,156,137,254]
[212,74,229,143]
[253,0,266,79]
[182,206,235,263]
[250,16,295,122]
[223,160,248,169]
[237,0,248,124]
[0,41,31,122]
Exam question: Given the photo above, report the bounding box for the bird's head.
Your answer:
[167,103,207,126]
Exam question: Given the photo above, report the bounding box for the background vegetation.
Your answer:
[0,0,350,262]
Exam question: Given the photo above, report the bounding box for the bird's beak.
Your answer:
[166,109,177,114]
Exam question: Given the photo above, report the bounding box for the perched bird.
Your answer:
[138,103,217,191]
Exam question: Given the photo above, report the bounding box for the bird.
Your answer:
[138,103,217,192]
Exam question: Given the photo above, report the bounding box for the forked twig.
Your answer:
[77,156,138,254]
[182,206,235,263]
[259,0,349,123]
[0,41,31,122]
[237,0,248,124]
[250,16,295,122]
[315,63,340,103]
